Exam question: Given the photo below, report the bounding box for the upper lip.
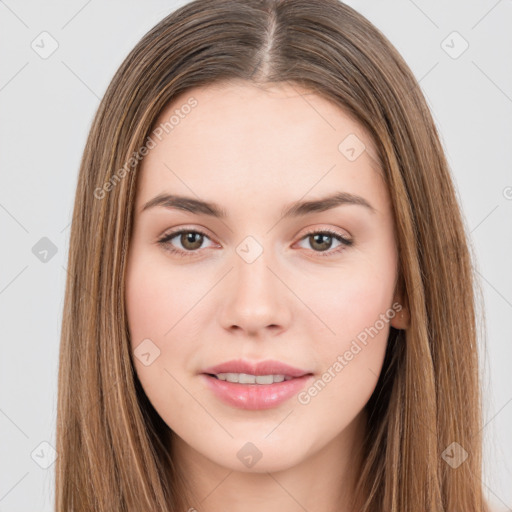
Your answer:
[202,359,311,378]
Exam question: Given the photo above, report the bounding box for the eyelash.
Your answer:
[156,227,353,259]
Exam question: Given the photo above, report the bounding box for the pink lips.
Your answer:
[201,359,314,410]
[202,359,310,378]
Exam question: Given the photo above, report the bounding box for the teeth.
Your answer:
[215,373,292,384]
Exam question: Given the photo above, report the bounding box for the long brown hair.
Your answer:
[56,0,490,510]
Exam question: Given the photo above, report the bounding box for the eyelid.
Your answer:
[156,225,353,258]
[156,225,217,252]
[293,226,353,258]
[299,225,352,242]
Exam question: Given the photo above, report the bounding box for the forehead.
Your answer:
[148,80,379,157]
[137,81,385,211]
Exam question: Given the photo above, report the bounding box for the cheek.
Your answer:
[307,262,396,347]
[125,253,200,422]
[125,250,207,397]
[313,277,391,394]
[125,251,200,346]
[299,245,397,406]
[295,272,393,437]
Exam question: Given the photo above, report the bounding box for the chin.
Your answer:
[203,436,309,474]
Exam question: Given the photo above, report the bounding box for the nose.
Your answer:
[218,247,292,337]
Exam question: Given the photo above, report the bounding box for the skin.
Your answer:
[125,81,410,512]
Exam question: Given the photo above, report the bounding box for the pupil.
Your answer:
[183,232,202,249]
[312,234,331,251]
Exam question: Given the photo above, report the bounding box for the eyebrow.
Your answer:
[140,191,377,218]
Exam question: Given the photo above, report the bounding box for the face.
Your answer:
[125,81,407,474]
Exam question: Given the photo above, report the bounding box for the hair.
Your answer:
[55,0,490,510]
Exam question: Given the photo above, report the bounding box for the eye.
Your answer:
[157,227,353,258]
[296,228,353,257]
[157,228,215,258]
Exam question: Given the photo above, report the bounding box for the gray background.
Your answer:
[0,1,511,510]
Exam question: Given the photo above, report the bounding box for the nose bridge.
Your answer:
[220,233,290,333]
[234,234,279,307]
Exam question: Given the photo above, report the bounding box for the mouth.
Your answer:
[202,358,312,379]
[200,359,314,410]
[205,372,298,384]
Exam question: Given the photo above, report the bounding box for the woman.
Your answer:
[56,0,491,510]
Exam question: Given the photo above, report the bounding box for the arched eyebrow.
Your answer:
[140,191,377,218]
[282,192,377,216]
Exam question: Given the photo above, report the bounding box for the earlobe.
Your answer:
[391,285,410,330]
[390,307,410,330]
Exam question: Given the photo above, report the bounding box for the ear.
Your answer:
[390,286,410,330]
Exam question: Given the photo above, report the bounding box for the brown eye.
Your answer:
[297,229,353,258]
[308,233,334,252]
[179,231,204,251]
[157,229,214,257]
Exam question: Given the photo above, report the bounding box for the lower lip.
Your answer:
[201,374,314,410]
